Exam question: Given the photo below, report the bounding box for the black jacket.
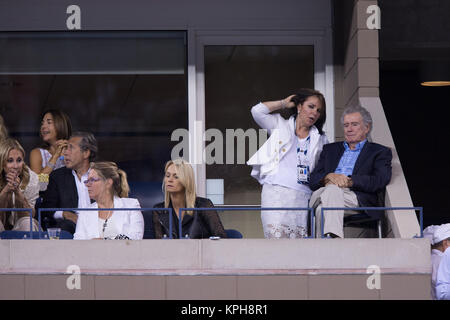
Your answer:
[41,167,79,223]
[152,197,227,239]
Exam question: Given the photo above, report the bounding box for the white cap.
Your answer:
[433,224,450,245]
[424,225,439,244]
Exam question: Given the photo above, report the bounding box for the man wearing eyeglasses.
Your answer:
[42,132,98,235]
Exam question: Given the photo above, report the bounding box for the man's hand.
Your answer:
[62,211,78,224]
[324,173,352,188]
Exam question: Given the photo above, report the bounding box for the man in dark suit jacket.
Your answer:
[42,132,97,234]
[309,105,392,238]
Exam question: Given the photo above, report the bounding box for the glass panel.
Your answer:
[0,31,185,74]
[0,31,187,208]
[204,45,314,238]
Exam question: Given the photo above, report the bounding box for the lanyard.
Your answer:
[297,136,310,185]
[296,136,310,165]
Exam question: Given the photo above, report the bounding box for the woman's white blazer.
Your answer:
[74,196,144,240]
[247,102,328,185]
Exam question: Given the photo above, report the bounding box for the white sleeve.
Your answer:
[24,170,39,208]
[54,210,64,220]
[124,199,144,240]
[73,212,87,240]
[436,250,450,300]
[250,102,280,134]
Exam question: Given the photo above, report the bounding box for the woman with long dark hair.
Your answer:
[30,109,72,191]
[247,89,328,238]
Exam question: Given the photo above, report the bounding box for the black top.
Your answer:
[152,197,227,239]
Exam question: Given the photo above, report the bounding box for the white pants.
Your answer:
[309,184,359,238]
[261,184,311,239]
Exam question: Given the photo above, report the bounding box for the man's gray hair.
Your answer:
[71,131,98,162]
[340,104,373,133]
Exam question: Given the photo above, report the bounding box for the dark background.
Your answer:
[379,0,450,226]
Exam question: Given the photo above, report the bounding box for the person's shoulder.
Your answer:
[368,141,389,148]
[195,196,214,207]
[153,201,165,208]
[323,141,342,150]
[120,197,141,207]
[50,166,71,178]
[30,147,43,156]
[367,142,391,153]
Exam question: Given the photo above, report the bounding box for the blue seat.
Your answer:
[225,229,243,239]
[0,230,73,239]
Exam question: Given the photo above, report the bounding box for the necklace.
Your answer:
[101,210,113,235]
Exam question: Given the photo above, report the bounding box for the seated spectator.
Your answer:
[30,109,72,192]
[41,132,97,234]
[433,224,450,300]
[74,161,144,240]
[0,138,40,232]
[309,105,392,238]
[152,159,227,239]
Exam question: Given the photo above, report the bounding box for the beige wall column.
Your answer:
[335,0,421,237]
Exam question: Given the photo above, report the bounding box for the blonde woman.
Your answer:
[73,161,144,240]
[153,159,227,239]
[0,138,40,232]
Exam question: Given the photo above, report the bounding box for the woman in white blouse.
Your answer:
[74,161,144,240]
[247,89,328,239]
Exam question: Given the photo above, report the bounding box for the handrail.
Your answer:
[0,205,423,240]
[178,207,314,239]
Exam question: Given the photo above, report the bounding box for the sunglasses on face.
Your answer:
[83,177,102,185]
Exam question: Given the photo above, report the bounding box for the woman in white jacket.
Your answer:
[74,161,144,240]
[247,89,328,238]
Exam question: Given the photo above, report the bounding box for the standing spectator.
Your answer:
[247,89,328,238]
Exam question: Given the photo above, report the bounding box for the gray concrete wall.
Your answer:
[0,273,430,300]
[0,239,432,299]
